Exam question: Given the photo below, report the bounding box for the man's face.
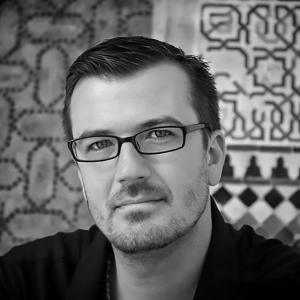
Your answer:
[70,63,211,254]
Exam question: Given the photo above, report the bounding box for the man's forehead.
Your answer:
[70,64,198,138]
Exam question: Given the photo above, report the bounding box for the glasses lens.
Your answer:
[136,127,184,153]
[72,136,118,161]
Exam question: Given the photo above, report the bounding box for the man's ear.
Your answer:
[77,168,88,202]
[206,130,226,186]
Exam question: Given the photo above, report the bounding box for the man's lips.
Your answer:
[115,198,164,209]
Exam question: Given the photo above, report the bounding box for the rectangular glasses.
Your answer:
[68,123,207,162]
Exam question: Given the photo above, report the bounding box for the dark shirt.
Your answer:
[1,198,300,300]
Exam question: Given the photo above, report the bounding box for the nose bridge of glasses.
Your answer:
[119,135,141,152]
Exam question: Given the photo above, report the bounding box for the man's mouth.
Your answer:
[115,198,165,209]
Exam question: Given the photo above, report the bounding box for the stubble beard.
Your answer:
[86,168,209,255]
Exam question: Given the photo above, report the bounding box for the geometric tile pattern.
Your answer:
[265,188,285,209]
[239,187,258,207]
[200,0,300,249]
[211,182,300,247]
[212,186,232,205]
[199,1,300,149]
[1,0,300,255]
[290,190,300,209]
[0,0,152,255]
[215,151,300,248]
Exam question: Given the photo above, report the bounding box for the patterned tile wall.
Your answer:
[0,0,152,255]
[197,0,300,248]
[0,0,300,255]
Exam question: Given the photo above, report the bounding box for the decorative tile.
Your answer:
[8,212,71,241]
[249,201,273,224]
[238,187,258,207]
[212,186,232,205]
[0,0,153,255]
[289,190,300,209]
[287,215,300,234]
[274,201,298,225]
[264,188,284,209]
[221,154,234,178]
[247,185,270,200]
[244,156,261,178]
[276,186,299,201]
[263,215,284,237]
[255,153,287,180]
[224,183,247,197]
[271,157,290,179]
[195,0,300,247]
[220,210,231,224]
[234,212,258,230]
[284,154,300,180]
[226,152,253,179]
[222,197,248,223]
[209,185,220,197]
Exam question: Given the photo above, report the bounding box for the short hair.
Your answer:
[62,36,220,149]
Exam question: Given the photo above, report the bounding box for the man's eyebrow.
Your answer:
[76,116,183,139]
[138,116,183,129]
[77,129,114,139]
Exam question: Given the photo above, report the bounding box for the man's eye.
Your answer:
[90,140,114,150]
[149,130,171,139]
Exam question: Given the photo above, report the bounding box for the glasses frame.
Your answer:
[68,123,207,163]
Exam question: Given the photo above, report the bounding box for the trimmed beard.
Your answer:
[85,168,209,255]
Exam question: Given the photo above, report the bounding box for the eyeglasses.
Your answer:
[68,123,207,162]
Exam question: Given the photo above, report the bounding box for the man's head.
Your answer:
[62,36,226,255]
[62,36,221,149]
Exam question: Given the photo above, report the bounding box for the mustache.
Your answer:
[110,182,173,208]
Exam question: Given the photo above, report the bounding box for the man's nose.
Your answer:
[115,142,151,184]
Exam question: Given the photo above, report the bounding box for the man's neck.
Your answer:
[110,201,212,300]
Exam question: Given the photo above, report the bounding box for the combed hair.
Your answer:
[62,36,220,149]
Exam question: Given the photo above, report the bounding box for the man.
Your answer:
[1,36,300,300]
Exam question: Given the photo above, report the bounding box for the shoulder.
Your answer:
[0,225,103,299]
[228,224,300,282]
[0,225,99,267]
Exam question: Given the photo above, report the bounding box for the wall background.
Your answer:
[0,0,299,255]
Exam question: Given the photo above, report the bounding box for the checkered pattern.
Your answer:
[211,183,300,245]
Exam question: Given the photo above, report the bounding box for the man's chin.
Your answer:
[106,216,198,255]
[122,209,153,223]
[108,227,175,255]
